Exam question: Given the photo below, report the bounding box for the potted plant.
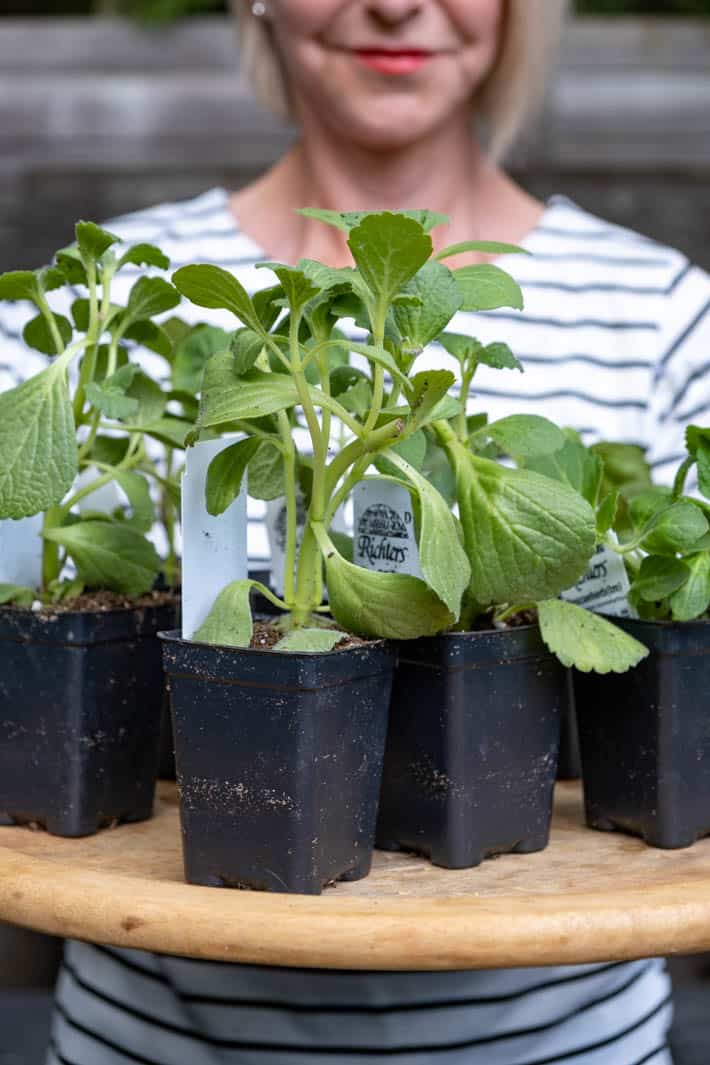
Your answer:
[574,428,710,847]
[364,306,648,867]
[164,210,485,894]
[0,222,189,836]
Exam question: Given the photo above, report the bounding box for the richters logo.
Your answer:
[357,504,410,566]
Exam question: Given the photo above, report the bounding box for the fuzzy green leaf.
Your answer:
[640,501,709,556]
[55,246,88,286]
[22,312,73,356]
[122,276,180,327]
[0,270,41,303]
[375,430,427,478]
[392,261,462,349]
[479,415,567,462]
[323,548,454,639]
[138,416,192,450]
[257,263,320,316]
[299,208,447,235]
[407,369,456,431]
[197,351,299,429]
[85,364,140,420]
[193,579,253,648]
[384,452,470,615]
[457,454,596,605]
[231,328,265,376]
[274,628,347,652]
[247,440,285,501]
[524,432,603,508]
[118,243,170,271]
[0,583,35,607]
[44,520,160,596]
[172,324,231,394]
[453,264,524,312]
[123,320,173,359]
[596,491,619,538]
[477,342,523,372]
[123,371,166,426]
[75,221,121,263]
[348,213,432,306]
[633,555,690,602]
[172,264,263,334]
[205,437,261,516]
[0,358,77,519]
[669,552,710,621]
[112,469,154,532]
[697,439,710,500]
[538,598,648,674]
[435,240,529,260]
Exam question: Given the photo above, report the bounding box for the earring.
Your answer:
[251,1,268,15]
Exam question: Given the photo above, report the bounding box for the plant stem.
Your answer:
[35,292,66,357]
[41,505,65,591]
[457,365,476,443]
[277,409,298,607]
[362,301,387,434]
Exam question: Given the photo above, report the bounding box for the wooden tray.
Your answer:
[1,781,710,970]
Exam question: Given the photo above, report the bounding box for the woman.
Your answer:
[3,2,709,1062]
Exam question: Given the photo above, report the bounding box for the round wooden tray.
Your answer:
[1,781,710,970]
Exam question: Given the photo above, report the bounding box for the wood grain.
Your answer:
[1,783,710,969]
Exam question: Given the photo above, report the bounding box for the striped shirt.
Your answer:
[4,185,708,1064]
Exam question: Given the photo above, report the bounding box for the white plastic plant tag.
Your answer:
[352,479,422,577]
[181,437,248,639]
[265,496,349,597]
[561,539,637,618]
[0,515,43,590]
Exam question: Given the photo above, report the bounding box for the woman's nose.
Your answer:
[364,0,424,28]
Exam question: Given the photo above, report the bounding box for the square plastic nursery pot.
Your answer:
[0,600,176,837]
[160,632,396,894]
[375,625,565,868]
[575,616,710,849]
[557,672,582,781]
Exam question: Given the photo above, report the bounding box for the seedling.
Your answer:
[0,222,189,605]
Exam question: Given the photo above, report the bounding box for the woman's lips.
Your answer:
[353,49,434,75]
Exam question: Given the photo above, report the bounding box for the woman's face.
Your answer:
[266,0,504,148]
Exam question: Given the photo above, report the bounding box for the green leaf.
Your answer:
[347,213,432,305]
[633,556,690,602]
[375,430,427,478]
[193,579,253,648]
[697,438,710,500]
[407,369,456,431]
[330,365,369,398]
[85,364,140,419]
[669,552,710,621]
[478,415,567,462]
[392,261,462,349]
[172,264,263,334]
[456,454,596,605]
[44,520,160,596]
[593,441,652,499]
[337,376,372,418]
[55,246,88,287]
[253,284,285,332]
[435,240,529,260]
[123,371,166,426]
[438,333,484,365]
[121,276,180,327]
[0,357,77,519]
[23,312,73,356]
[118,243,170,271]
[197,352,299,429]
[0,270,42,303]
[247,440,285,501]
[112,469,154,532]
[0,583,35,607]
[538,599,648,674]
[172,324,231,394]
[685,424,710,457]
[76,221,121,263]
[322,546,454,639]
[89,435,130,466]
[383,452,470,615]
[123,320,173,359]
[274,627,347,652]
[299,207,447,235]
[477,342,523,372]
[231,328,265,376]
[453,264,524,312]
[329,531,353,562]
[205,437,261,516]
[138,416,192,450]
[640,501,709,556]
[257,263,320,316]
[629,488,673,530]
[596,490,619,538]
[523,431,603,509]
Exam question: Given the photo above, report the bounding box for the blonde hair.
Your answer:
[232,0,569,161]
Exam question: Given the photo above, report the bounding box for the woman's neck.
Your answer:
[230,114,543,267]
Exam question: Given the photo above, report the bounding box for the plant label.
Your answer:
[352,480,422,577]
[266,496,348,597]
[182,438,247,639]
[0,515,43,590]
[561,540,637,618]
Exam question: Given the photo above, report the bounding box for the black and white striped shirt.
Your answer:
[5,185,708,1064]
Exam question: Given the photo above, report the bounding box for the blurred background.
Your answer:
[1,1,709,1063]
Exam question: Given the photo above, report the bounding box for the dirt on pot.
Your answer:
[3,589,177,618]
[249,620,366,651]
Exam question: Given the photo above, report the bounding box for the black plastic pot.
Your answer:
[0,600,175,837]
[575,615,710,848]
[557,671,582,781]
[161,632,395,894]
[376,626,565,868]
